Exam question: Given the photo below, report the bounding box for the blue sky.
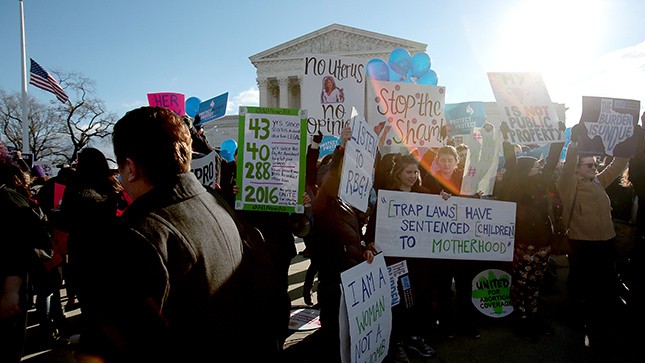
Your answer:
[2,0,644,131]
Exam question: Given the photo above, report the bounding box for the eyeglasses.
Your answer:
[578,162,598,169]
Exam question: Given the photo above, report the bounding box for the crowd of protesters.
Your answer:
[1,108,644,363]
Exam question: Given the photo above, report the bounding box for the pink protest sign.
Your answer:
[54,182,65,209]
[147,92,186,116]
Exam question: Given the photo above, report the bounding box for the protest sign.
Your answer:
[471,269,513,318]
[386,260,409,307]
[288,308,321,331]
[235,106,307,213]
[461,124,500,196]
[366,81,445,150]
[339,254,392,363]
[445,102,486,136]
[375,190,516,261]
[147,92,186,116]
[488,72,563,145]
[54,183,65,210]
[190,150,219,189]
[302,55,366,138]
[33,160,57,178]
[197,92,228,125]
[319,135,340,158]
[577,96,641,157]
[339,108,378,212]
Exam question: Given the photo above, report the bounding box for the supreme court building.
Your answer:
[203,23,565,147]
[203,24,428,146]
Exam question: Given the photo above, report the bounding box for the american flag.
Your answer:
[29,58,69,104]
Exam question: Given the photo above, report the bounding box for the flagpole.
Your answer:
[19,0,29,155]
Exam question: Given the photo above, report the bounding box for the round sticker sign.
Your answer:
[471,269,513,318]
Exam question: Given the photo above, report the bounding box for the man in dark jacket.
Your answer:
[75,107,249,362]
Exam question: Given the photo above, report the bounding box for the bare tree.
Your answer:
[0,89,67,161]
[51,71,117,163]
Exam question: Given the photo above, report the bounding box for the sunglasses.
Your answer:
[578,162,598,169]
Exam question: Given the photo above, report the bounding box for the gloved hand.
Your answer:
[500,122,510,140]
[313,130,323,144]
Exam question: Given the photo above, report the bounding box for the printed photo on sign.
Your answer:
[577,96,641,157]
[366,81,445,150]
[302,55,366,138]
[471,269,513,318]
[340,254,392,363]
[235,106,307,213]
[488,72,563,145]
[375,190,516,261]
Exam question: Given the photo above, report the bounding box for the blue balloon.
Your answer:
[221,139,237,154]
[388,48,411,75]
[388,65,403,82]
[220,149,234,162]
[185,97,201,117]
[366,59,390,81]
[417,69,438,86]
[410,52,431,78]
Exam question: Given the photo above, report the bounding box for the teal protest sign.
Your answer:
[197,92,228,125]
[445,102,486,136]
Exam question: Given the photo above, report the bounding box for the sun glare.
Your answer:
[495,0,605,75]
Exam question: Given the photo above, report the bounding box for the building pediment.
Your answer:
[249,23,427,64]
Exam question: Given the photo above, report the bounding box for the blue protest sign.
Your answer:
[196,92,228,125]
[318,135,340,158]
[445,102,486,136]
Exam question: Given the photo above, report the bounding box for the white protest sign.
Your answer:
[302,54,366,137]
[488,72,563,145]
[340,254,391,363]
[190,150,218,189]
[460,125,500,196]
[366,81,446,149]
[235,107,307,213]
[339,108,378,212]
[375,190,516,261]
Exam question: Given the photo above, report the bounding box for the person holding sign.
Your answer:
[498,122,565,342]
[421,146,482,339]
[364,154,436,362]
[558,125,629,355]
[311,126,376,363]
